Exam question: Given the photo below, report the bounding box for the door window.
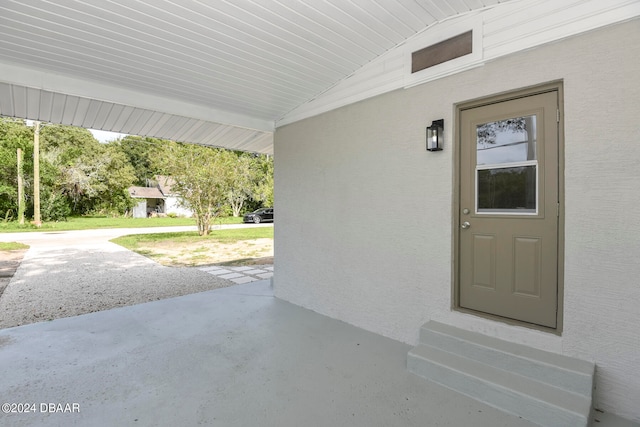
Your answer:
[476,115,537,214]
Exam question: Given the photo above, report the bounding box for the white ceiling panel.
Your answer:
[0,0,516,154]
[60,96,79,125]
[12,85,27,118]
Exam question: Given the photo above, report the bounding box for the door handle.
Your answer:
[461,221,471,229]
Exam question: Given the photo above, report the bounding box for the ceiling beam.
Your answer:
[0,60,275,133]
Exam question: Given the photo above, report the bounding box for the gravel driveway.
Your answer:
[0,227,238,329]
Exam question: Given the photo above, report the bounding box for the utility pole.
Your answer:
[17,148,25,224]
[33,121,41,227]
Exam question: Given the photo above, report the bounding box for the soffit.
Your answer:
[0,0,510,153]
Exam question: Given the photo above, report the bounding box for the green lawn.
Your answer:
[0,215,243,233]
[111,226,273,249]
[0,241,30,251]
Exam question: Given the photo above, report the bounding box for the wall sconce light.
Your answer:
[426,119,444,151]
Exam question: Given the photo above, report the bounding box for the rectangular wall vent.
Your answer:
[411,31,473,73]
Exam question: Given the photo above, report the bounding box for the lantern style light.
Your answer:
[426,119,444,151]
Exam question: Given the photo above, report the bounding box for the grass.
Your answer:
[0,215,243,233]
[0,215,272,267]
[110,226,274,267]
[0,241,30,251]
[110,226,274,250]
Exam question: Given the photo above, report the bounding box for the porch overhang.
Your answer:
[0,0,516,155]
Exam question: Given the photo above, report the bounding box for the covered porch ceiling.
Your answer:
[0,0,512,154]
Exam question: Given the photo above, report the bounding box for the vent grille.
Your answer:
[412,31,473,73]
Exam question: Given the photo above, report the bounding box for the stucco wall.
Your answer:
[274,19,640,420]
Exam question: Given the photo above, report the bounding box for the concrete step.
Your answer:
[407,321,595,427]
[419,321,595,397]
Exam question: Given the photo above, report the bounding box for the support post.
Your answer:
[33,121,41,227]
[17,148,25,225]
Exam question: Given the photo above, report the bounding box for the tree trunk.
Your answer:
[229,195,243,217]
[232,203,242,217]
[196,212,211,236]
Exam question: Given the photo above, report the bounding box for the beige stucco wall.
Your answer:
[274,19,640,420]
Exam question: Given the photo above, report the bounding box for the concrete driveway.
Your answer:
[0,224,270,329]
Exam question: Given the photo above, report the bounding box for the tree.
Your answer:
[154,142,233,236]
[89,144,137,215]
[1,119,274,223]
[39,124,104,216]
[228,153,274,215]
[38,125,136,216]
[0,118,33,219]
[251,155,273,208]
[40,124,99,165]
[227,153,258,217]
[476,117,527,147]
[114,136,164,185]
[39,155,71,221]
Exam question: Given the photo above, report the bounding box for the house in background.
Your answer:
[128,176,192,218]
[127,186,165,218]
[1,0,639,423]
[155,176,192,218]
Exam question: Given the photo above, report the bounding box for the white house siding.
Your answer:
[164,196,192,217]
[274,19,640,421]
[132,200,147,219]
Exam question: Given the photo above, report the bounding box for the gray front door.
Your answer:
[458,90,560,328]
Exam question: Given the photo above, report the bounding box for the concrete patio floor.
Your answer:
[0,280,635,427]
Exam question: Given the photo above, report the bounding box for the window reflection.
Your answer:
[477,116,536,165]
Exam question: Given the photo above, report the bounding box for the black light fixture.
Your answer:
[426,119,444,151]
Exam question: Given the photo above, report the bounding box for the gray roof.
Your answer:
[156,176,177,196]
[128,186,164,199]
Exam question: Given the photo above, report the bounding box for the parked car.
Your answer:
[243,208,274,224]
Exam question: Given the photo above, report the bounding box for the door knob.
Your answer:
[461,221,471,229]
